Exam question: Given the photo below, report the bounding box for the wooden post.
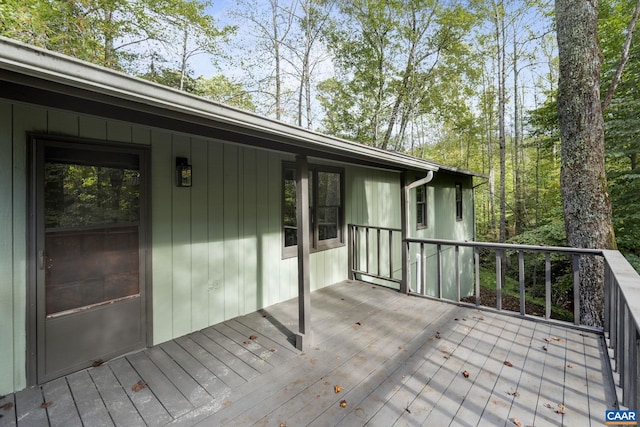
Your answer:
[295,155,311,349]
[400,172,409,294]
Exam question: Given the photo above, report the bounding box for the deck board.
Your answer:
[1,280,617,427]
[41,377,82,427]
[65,370,114,426]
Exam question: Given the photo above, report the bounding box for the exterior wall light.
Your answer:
[176,157,192,187]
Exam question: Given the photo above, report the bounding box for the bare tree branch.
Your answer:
[602,0,640,111]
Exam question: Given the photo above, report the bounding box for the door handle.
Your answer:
[38,250,44,270]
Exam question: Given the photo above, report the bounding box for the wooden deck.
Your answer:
[0,280,615,426]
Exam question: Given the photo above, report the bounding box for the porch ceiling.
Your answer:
[1,280,615,426]
[0,37,442,174]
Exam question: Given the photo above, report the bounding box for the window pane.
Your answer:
[283,168,297,247]
[416,185,425,226]
[455,183,463,220]
[45,163,140,228]
[317,171,340,241]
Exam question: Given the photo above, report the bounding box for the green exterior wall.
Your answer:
[406,171,476,299]
[0,100,436,394]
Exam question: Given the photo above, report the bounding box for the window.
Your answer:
[416,184,427,229]
[455,183,463,221]
[282,163,344,257]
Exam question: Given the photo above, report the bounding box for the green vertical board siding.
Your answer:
[207,141,224,325]
[106,121,132,143]
[13,105,46,391]
[255,150,270,308]
[78,116,106,140]
[151,130,173,344]
[191,138,209,332]
[171,134,192,337]
[47,110,78,135]
[243,148,258,313]
[223,145,239,319]
[0,102,14,394]
[131,127,151,145]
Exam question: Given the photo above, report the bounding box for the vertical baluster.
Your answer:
[420,243,425,295]
[377,228,381,277]
[365,227,370,274]
[437,244,442,299]
[389,230,393,280]
[348,225,354,280]
[604,261,612,335]
[626,321,637,408]
[496,250,502,311]
[545,252,551,319]
[519,251,525,316]
[455,245,461,302]
[475,247,480,306]
[573,254,580,325]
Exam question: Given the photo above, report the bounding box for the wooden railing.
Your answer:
[347,223,640,409]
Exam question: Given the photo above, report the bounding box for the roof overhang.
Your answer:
[0,37,470,175]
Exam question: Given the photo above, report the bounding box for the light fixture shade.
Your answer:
[176,157,192,187]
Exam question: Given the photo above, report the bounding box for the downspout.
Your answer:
[401,170,435,294]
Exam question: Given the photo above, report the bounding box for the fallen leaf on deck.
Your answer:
[355,322,362,326]
[92,359,104,367]
[280,423,286,427]
[567,364,573,368]
[435,331,441,339]
[249,335,258,340]
[334,385,342,393]
[340,400,347,408]
[542,345,548,351]
[504,361,513,367]
[1,402,13,411]
[513,418,522,427]
[243,340,252,345]
[553,337,563,342]
[132,380,147,392]
[544,337,552,342]
[556,403,566,414]
[223,401,232,406]
[40,402,52,409]
[507,390,520,397]
[270,348,276,352]
[462,370,470,378]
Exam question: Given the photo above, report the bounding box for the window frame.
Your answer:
[455,182,463,221]
[416,184,427,229]
[281,162,345,258]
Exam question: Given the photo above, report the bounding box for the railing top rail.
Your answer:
[603,250,640,331]
[404,236,604,256]
[349,224,402,233]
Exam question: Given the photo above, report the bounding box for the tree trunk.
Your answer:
[494,0,507,243]
[556,0,616,327]
[272,0,282,121]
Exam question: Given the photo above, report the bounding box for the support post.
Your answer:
[295,155,311,349]
[400,172,409,294]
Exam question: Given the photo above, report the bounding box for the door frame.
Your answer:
[26,133,152,385]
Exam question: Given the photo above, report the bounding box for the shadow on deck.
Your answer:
[0,280,616,426]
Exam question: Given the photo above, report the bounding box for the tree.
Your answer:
[555,0,616,327]
[319,0,475,149]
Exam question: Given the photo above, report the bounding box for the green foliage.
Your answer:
[318,0,478,149]
[193,75,255,111]
[0,0,232,74]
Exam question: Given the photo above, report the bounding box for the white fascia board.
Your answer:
[0,37,440,173]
